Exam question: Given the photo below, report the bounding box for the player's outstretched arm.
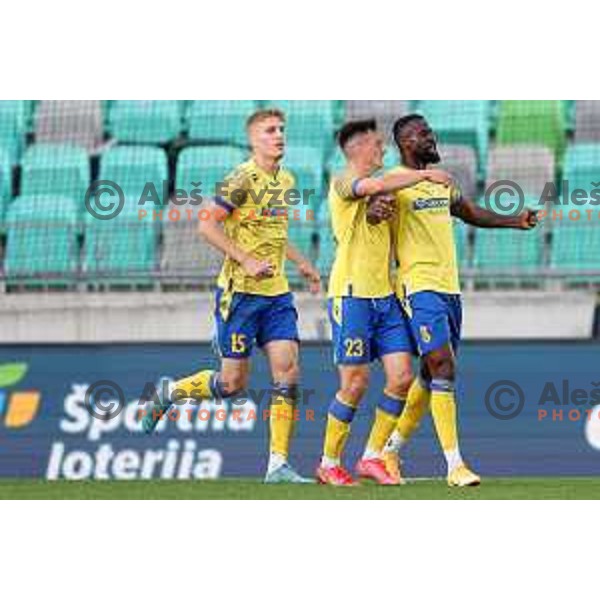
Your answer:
[286,242,321,294]
[356,168,452,197]
[198,202,274,279]
[451,196,538,230]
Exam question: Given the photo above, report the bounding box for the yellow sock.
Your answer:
[172,370,217,401]
[270,394,296,459]
[397,378,431,441]
[323,396,357,463]
[365,392,405,456]
[430,388,459,453]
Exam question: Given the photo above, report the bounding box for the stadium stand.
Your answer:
[1,99,600,293]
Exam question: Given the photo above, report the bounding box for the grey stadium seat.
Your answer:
[437,145,478,200]
[161,203,223,281]
[345,100,411,142]
[486,145,555,198]
[574,100,600,142]
[35,100,104,153]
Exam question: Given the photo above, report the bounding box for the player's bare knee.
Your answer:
[220,372,247,396]
[425,351,456,382]
[341,371,369,404]
[386,372,414,399]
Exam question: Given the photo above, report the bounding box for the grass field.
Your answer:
[1,478,600,499]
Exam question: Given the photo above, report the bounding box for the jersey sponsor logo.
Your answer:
[412,197,449,211]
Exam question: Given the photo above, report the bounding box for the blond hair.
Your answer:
[246,108,285,130]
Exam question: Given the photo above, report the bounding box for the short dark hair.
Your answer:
[392,113,426,145]
[337,119,377,150]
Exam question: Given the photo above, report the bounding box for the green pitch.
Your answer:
[1,478,600,499]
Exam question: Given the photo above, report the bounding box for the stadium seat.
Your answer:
[453,219,471,270]
[20,144,89,206]
[550,222,600,277]
[284,146,325,213]
[472,226,542,272]
[35,100,105,152]
[4,196,79,283]
[574,101,600,142]
[84,201,158,283]
[486,146,555,199]
[0,148,10,225]
[562,144,600,208]
[161,205,223,281]
[316,223,336,277]
[438,145,478,201]
[100,146,169,206]
[187,100,258,146]
[496,101,566,163]
[417,101,490,176]
[267,101,335,158]
[0,100,26,165]
[108,100,182,144]
[344,100,412,142]
[176,146,246,201]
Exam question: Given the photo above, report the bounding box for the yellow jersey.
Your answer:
[216,158,295,296]
[389,165,461,297]
[327,169,393,298]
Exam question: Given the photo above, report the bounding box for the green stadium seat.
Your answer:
[496,101,566,164]
[316,225,336,277]
[100,146,169,207]
[84,201,158,283]
[267,101,335,159]
[187,101,258,146]
[176,146,246,201]
[550,222,600,278]
[284,147,324,215]
[5,196,79,283]
[0,148,10,226]
[472,226,542,272]
[20,144,89,205]
[417,101,490,176]
[109,101,182,144]
[0,100,26,165]
[562,144,600,207]
[453,219,470,270]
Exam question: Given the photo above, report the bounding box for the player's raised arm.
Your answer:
[355,168,453,197]
[286,242,321,294]
[449,187,539,230]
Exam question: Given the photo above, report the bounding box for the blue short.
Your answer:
[402,291,462,356]
[328,295,415,365]
[214,288,299,359]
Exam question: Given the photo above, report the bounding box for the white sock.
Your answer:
[444,448,463,474]
[268,452,287,473]
[362,448,380,460]
[320,456,340,469]
[385,431,406,454]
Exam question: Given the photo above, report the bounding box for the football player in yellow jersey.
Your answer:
[141,109,321,484]
[316,119,452,486]
[369,114,538,487]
